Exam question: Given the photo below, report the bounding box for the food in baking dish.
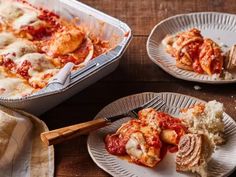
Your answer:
[162,28,225,76]
[105,100,225,177]
[0,0,110,98]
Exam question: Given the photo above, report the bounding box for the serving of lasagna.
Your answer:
[162,28,224,76]
[0,0,110,98]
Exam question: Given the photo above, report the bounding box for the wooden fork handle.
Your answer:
[40,118,109,146]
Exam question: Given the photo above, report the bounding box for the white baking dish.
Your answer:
[0,0,132,115]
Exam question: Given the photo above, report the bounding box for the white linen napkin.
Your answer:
[0,106,54,177]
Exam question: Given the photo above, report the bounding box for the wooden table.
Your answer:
[41,0,236,176]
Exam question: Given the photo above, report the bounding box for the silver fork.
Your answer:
[104,95,166,122]
[40,95,166,146]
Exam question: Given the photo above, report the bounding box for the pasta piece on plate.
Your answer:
[105,108,187,167]
[199,39,223,75]
[163,28,224,75]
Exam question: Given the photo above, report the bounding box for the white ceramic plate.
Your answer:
[87,92,236,177]
[146,12,236,84]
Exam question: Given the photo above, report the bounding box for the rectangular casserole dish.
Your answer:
[0,0,132,115]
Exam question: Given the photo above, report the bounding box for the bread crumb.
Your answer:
[194,85,202,90]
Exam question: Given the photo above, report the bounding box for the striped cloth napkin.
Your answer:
[0,105,54,177]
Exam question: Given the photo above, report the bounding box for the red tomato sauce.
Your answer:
[105,134,127,156]
[211,60,222,74]
[159,143,178,163]
[16,60,32,80]
[0,58,16,71]
[157,112,186,144]
[193,59,204,73]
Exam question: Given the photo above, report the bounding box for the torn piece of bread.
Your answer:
[176,133,214,177]
[180,100,225,145]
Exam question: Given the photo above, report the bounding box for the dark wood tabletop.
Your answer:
[41,0,236,176]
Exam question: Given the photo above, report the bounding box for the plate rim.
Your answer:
[146,12,236,84]
[87,91,236,177]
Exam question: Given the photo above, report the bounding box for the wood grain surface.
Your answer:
[40,0,236,176]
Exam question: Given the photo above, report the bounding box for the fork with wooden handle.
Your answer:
[40,95,166,146]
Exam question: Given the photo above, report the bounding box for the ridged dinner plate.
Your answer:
[87,92,236,177]
[147,12,236,84]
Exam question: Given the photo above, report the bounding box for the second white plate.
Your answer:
[87,92,236,177]
[147,12,236,84]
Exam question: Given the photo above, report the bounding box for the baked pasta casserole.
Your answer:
[0,0,110,98]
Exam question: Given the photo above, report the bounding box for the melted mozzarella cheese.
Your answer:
[0,77,34,98]
[0,66,8,79]
[0,40,37,60]
[28,68,59,88]
[13,10,39,30]
[0,2,23,21]
[0,32,16,48]
[16,53,56,76]
[125,132,146,159]
[0,1,42,30]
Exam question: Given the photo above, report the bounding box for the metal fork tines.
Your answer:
[106,95,166,123]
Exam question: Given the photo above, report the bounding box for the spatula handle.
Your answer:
[40,118,109,146]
